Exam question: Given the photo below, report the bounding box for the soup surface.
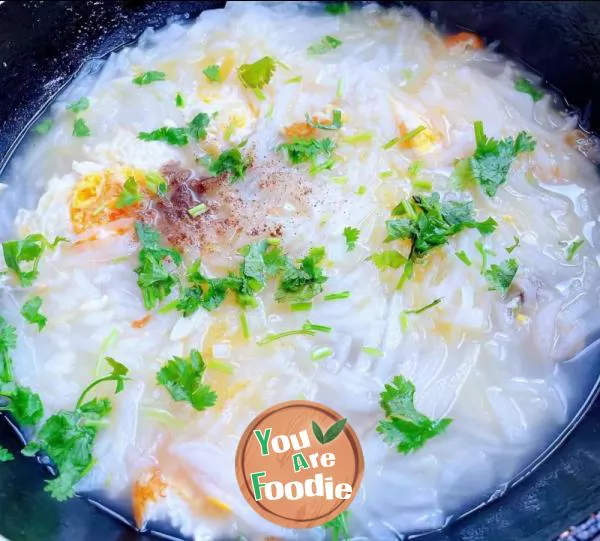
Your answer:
[1,2,600,539]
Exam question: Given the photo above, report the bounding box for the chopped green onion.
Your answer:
[257,329,316,345]
[356,185,367,196]
[401,199,417,220]
[362,346,384,357]
[565,238,584,261]
[94,328,119,376]
[455,251,472,266]
[412,179,432,190]
[396,258,414,290]
[506,235,520,254]
[342,132,373,145]
[157,299,179,314]
[253,88,266,101]
[475,240,496,273]
[399,312,410,333]
[404,297,443,315]
[34,119,53,135]
[291,302,313,312]
[207,359,235,375]
[240,312,250,339]
[311,346,334,361]
[383,125,426,150]
[266,102,275,119]
[379,170,395,179]
[188,203,208,217]
[175,92,184,108]
[336,78,344,98]
[324,291,350,301]
[331,176,348,185]
[303,320,332,333]
[310,158,335,176]
[285,76,303,84]
[141,407,186,428]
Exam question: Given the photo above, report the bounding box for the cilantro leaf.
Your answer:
[134,222,182,310]
[75,357,129,409]
[157,349,217,411]
[20,296,47,331]
[385,193,497,259]
[308,35,343,56]
[467,121,536,197]
[138,126,188,146]
[34,119,53,135]
[0,317,17,385]
[238,57,277,89]
[483,258,518,295]
[368,250,407,270]
[377,375,452,454]
[132,71,166,86]
[176,261,233,316]
[2,233,67,287]
[0,446,14,462]
[325,2,350,15]
[115,177,142,209]
[187,113,210,141]
[343,227,360,252]
[276,246,328,303]
[278,137,336,165]
[0,385,44,426]
[22,395,113,501]
[515,77,544,102]
[203,65,222,83]
[208,148,249,182]
[175,92,184,108]
[72,118,90,137]
[306,110,343,131]
[66,97,90,113]
[323,510,351,541]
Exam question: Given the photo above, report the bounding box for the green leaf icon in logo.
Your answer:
[312,418,347,444]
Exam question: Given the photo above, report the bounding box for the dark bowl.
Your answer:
[2,2,600,540]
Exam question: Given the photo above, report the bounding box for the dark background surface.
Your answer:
[1,1,600,540]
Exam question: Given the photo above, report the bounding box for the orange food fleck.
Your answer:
[132,314,152,329]
[284,121,317,140]
[444,31,484,50]
[132,469,168,528]
[72,234,98,247]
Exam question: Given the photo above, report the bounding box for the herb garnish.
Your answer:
[306,110,343,131]
[238,56,277,100]
[115,177,142,209]
[66,97,90,113]
[207,148,250,182]
[22,357,128,501]
[382,193,496,288]
[133,222,182,310]
[483,258,518,295]
[0,446,13,462]
[257,320,331,345]
[157,349,217,412]
[73,118,91,137]
[368,250,406,270]
[138,113,211,146]
[325,2,350,15]
[2,234,67,287]
[514,77,544,102]
[203,65,222,83]
[278,137,336,167]
[275,247,328,303]
[34,119,53,135]
[132,71,166,86]
[175,92,184,108]
[20,296,47,331]
[323,510,351,541]
[565,238,584,261]
[308,35,343,56]
[403,297,443,315]
[505,235,520,254]
[343,227,360,252]
[383,125,426,150]
[460,121,536,197]
[377,375,452,454]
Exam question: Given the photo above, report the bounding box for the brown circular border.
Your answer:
[235,400,364,529]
